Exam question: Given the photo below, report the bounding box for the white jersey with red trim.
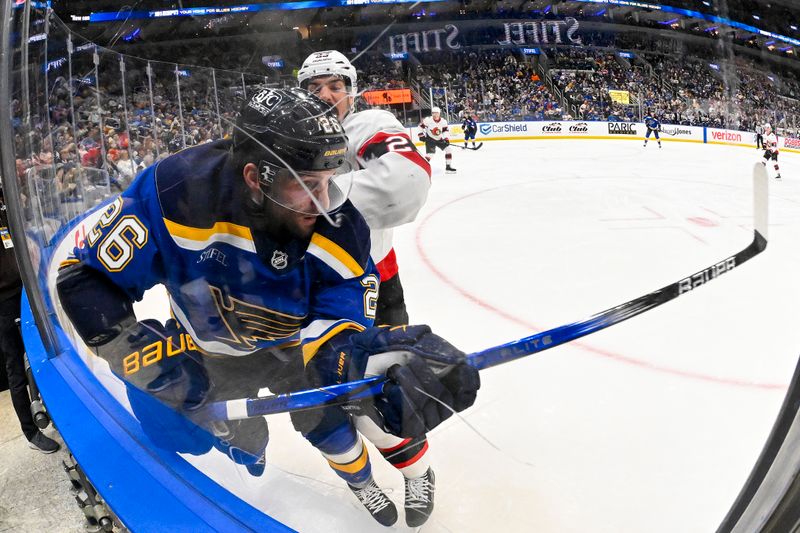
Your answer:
[419,116,449,141]
[765,132,780,153]
[342,109,432,276]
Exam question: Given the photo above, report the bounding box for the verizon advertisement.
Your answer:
[707,128,746,145]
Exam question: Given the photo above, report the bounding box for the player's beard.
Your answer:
[245,194,317,243]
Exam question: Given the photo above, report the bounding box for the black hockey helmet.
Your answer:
[233,87,352,216]
[234,87,348,172]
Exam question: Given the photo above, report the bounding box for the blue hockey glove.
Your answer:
[307,325,480,438]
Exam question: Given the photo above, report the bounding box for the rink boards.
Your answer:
[412,120,800,152]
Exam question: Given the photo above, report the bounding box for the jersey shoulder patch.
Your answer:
[308,200,372,278]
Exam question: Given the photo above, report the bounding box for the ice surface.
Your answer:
[126,138,800,532]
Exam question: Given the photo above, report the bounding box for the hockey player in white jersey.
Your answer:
[298,50,437,527]
[762,123,782,180]
[419,107,456,173]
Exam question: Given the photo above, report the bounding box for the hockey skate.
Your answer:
[404,467,435,527]
[349,477,398,526]
[446,165,457,174]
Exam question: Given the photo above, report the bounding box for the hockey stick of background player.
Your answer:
[194,163,768,423]
[448,141,483,151]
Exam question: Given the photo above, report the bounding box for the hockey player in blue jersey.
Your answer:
[462,113,478,148]
[643,113,662,148]
[56,88,479,526]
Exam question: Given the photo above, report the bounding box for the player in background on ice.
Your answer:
[754,122,764,149]
[643,113,662,148]
[462,113,478,148]
[298,50,440,527]
[419,107,456,173]
[762,123,782,180]
[56,88,479,527]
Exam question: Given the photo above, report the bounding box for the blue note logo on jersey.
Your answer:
[479,124,492,135]
[210,286,305,348]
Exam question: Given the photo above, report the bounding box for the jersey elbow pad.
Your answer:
[56,263,137,347]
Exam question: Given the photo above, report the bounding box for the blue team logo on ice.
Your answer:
[479,124,492,135]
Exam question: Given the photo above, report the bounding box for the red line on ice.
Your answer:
[415,189,786,391]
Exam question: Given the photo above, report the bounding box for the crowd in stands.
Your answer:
[365,50,564,122]
[11,10,800,234]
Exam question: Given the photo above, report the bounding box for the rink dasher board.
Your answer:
[411,120,800,153]
[21,202,291,532]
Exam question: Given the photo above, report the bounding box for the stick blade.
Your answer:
[752,162,769,242]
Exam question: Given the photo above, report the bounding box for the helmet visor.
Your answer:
[258,159,353,217]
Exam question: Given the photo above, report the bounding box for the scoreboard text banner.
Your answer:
[362,89,412,105]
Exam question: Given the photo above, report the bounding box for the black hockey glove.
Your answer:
[105,318,211,411]
[209,418,270,476]
[306,325,480,438]
[57,263,210,411]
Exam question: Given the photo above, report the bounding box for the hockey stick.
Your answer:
[194,164,768,423]
[448,141,483,151]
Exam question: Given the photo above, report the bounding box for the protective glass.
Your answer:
[4,1,799,533]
